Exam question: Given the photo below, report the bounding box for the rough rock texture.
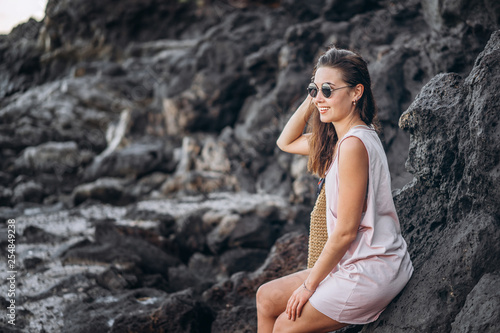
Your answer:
[450,273,500,333]
[0,0,499,332]
[2,0,498,211]
[361,30,500,333]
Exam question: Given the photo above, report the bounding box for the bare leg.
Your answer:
[256,269,311,333]
[273,301,348,333]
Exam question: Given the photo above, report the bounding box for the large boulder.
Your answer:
[362,30,500,333]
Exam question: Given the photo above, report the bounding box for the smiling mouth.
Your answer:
[318,107,329,113]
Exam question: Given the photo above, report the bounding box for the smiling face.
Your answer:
[312,67,357,124]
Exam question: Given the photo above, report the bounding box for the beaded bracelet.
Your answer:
[302,281,316,294]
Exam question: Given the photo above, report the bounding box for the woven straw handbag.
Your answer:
[307,180,328,268]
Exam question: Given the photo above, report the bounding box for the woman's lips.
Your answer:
[318,107,329,114]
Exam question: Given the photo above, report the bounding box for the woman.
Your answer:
[256,47,413,332]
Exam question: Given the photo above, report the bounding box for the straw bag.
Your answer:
[307,178,328,268]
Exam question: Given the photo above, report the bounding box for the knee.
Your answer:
[256,282,269,308]
[256,282,274,315]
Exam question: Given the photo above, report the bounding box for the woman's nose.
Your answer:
[314,91,325,102]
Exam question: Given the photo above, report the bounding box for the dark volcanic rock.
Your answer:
[219,248,269,276]
[362,30,500,333]
[72,177,136,206]
[2,0,498,210]
[211,305,257,333]
[82,140,166,182]
[1,1,500,332]
[203,231,308,331]
[21,225,64,243]
[207,214,279,254]
[110,289,213,333]
[63,288,169,333]
[12,180,45,204]
[61,220,180,278]
[450,273,500,333]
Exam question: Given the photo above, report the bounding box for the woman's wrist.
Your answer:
[302,281,316,294]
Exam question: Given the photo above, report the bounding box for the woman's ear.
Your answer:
[355,84,364,100]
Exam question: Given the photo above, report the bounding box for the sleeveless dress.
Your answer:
[308,125,414,324]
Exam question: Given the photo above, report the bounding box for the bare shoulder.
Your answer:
[338,136,369,183]
[338,136,368,160]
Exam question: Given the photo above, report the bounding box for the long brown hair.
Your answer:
[306,47,379,176]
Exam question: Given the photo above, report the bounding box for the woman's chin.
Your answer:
[319,114,332,123]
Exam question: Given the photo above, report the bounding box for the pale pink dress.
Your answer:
[308,125,413,324]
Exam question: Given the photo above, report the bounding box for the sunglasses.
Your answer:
[307,83,353,98]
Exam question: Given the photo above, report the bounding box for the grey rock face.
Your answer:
[1,1,500,332]
[2,0,497,210]
[362,30,500,333]
[450,273,500,333]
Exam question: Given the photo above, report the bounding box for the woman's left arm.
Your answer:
[286,136,369,321]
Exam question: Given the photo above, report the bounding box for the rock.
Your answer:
[188,253,222,281]
[421,0,500,32]
[174,136,201,175]
[195,136,231,173]
[110,289,213,333]
[61,220,180,278]
[207,213,281,255]
[256,162,293,196]
[174,211,213,261]
[63,288,169,333]
[160,170,239,196]
[202,231,307,332]
[128,171,170,198]
[362,30,500,333]
[13,141,91,174]
[0,18,43,99]
[72,177,136,206]
[234,94,281,149]
[211,305,257,333]
[1,1,500,332]
[23,256,44,270]
[96,266,139,291]
[219,248,269,276]
[227,215,280,250]
[12,180,45,204]
[21,225,64,243]
[0,186,12,207]
[450,273,500,333]
[82,140,165,182]
[203,231,308,310]
[125,203,177,236]
[168,265,210,294]
[207,214,241,254]
[168,252,225,294]
[0,78,113,152]
[323,0,382,22]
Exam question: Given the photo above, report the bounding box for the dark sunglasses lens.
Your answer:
[321,84,332,98]
[307,85,318,97]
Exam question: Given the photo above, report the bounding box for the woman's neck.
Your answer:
[334,116,366,141]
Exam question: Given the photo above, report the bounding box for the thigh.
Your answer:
[257,269,311,317]
[274,301,348,333]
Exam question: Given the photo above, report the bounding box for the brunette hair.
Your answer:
[306,47,379,176]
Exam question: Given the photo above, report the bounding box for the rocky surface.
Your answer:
[0,0,499,332]
[363,30,500,333]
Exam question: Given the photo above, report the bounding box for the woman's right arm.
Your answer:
[276,95,313,155]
